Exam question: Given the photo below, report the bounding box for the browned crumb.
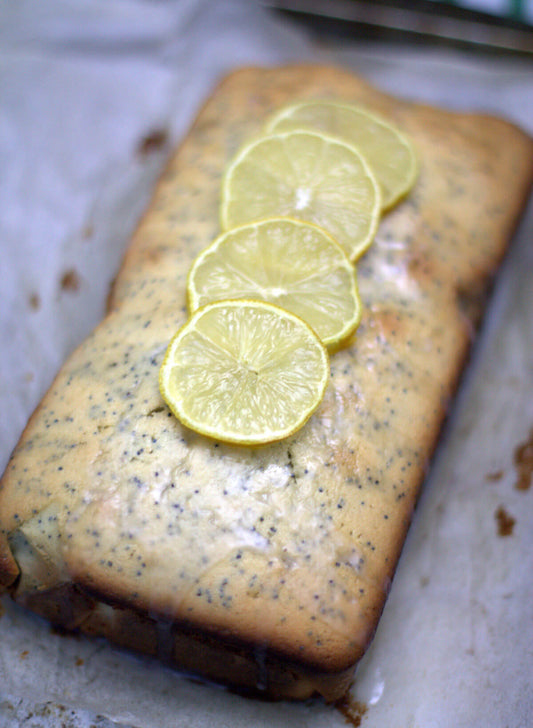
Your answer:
[75,657,84,667]
[20,650,29,659]
[495,506,516,537]
[514,427,533,491]
[60,269,80,292]
[137,128,169,156]
[28,292,40,310]
[485,470,503,482]
[106,273,119,313]
[335,695,367,727]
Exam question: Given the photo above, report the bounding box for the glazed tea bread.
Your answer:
[1,65,532,701]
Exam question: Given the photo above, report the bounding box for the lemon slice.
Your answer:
[159,299,329,445]
[220,130,381,262]
[266,101,418,211]
[187,218,362,350]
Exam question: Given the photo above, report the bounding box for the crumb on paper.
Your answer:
[137,128,169,156]
[29,292,41,310]
[20,650,29,659]
[335,695,367,727]
[486,470,503,482]
[514,427,533,491]
[495,506,516,537]
[60,269,80,293]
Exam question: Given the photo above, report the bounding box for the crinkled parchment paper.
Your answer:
[1,2,532,726]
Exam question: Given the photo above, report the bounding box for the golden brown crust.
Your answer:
[1,64,532,700]
[0,533,19,588]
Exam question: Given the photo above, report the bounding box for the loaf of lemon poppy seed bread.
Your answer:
[1,65,532,702]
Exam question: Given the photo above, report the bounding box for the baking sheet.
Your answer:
[1,1,532,726]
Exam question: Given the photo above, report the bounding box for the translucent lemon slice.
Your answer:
[159,300,329,445]
[220,130,381,262]
[266,101,418,211]
[187,218,362,350]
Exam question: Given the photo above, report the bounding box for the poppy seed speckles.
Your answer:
[1,65,532,701]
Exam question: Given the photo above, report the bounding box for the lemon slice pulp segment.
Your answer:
[187,218,362,350]
[159,300,329,445]
[266,101,418,211]
[220,130,381,262]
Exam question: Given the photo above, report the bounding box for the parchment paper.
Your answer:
[1,2,532,726]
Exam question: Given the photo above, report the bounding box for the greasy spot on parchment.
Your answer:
[82,224,94,240]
